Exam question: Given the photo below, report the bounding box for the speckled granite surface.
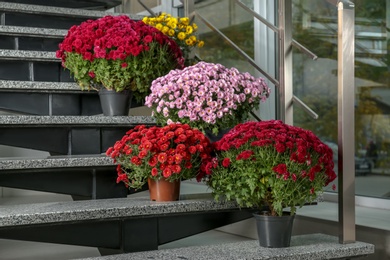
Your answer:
[0,25,67,37]
[0,2,142,20]
[0,49,58,62]
[0,115,155,125]
[0,154,113,170]
[76,233,374,260]
[0,80,81,92]
[0,194,240,227]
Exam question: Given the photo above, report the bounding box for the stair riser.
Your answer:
[0,60,72,82]
[1,11,97,29]
[0,35,62,52]
[0,211,253,253]
[0,166,128,198]
[0,127,130,154]
[0,92,102,115]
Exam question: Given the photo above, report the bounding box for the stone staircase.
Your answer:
[0,1,254,256]
[0,1,377,259]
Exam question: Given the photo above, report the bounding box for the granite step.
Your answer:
[0,49,58,62]
[0,154,112,170]
[0,154,129,199]
[0,115,155,154]
[0,25,67,38]
[0,2,141,29]
[77,233,374,260]
[0,80,81,93]
[0,0,122,10]
[0,193,253,254]
[0,25,66,52]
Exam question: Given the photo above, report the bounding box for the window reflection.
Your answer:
[292,0,390,198]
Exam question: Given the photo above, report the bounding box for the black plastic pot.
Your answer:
[253,211,295,248]
[98,88,132,116]
[204,128,231,143]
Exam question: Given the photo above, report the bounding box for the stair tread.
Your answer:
[0,193,238,227]
[0,49,57,61]
[0,25,67,38]
[0,80,81,92]
[0,154,113,170]
[0,2,142,20]
[83,234,374,260]
[0,115,155,125]
[1,0,122,10]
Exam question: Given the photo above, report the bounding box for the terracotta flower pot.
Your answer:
[148,178,181,202]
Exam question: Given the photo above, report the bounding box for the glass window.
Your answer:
[292,0,389,198]
[194,0,389,199]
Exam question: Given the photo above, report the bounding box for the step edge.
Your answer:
[0,154,114,170]
[0,194,238,228]
[0,25,67,38]
[0,49,58,61]
[0,80,82,91]
[0,115,156,125]
[0,2,143,20]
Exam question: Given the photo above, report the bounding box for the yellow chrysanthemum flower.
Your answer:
[193,23,198,31]
[171,17,178,25]
[185,38,193,46]
[180,17,189,25]
[155,23,163,31]
[142,17,149,23]
[167,21,177,29]
[186,26,193,34]
[177,32,186,41]
[168,29,175,37]
[189,35,197,42]
[162,26,170,34]
[197,41,204,48]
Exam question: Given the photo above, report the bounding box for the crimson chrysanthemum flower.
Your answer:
[205,120,337,217]
[106,123,213,190]
[56,15,184,101]
[222,158,231,168]
[158,153,168,163]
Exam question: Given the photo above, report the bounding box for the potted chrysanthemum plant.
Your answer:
[56,15,184,116]
[201,120,337,248]
[106,123,213,201]
[144,61,270,140]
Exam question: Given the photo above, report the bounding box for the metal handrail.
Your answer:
[292,40,318,60]
[292,95,319,119]
[235,0,318,61]
[137,0,156,16]
[195,12,279,87]
[234,0,319,121]
[235,0,278,33]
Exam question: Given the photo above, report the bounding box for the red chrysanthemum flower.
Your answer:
[158,152,167,163]
[106,123,213,191]
[222,158,231,168]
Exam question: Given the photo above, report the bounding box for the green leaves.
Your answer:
[62,43,180,102]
